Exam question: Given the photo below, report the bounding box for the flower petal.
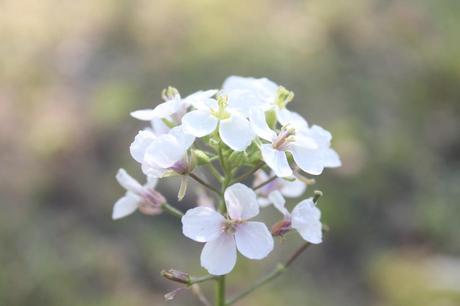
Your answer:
[235,221,274,260]
[182,207,225,243]
[291,199,322,244]
[222,76,278,106]
[144,134,186,168]
[130,130,157,163]
[170,126,195,150]
[182,110,218,137]
[200,233,237,275]
[184,90,218,107]
[268,190,289,216]
[276,108,308,129]
[219,114,254,151]
[280,179,306,198]
[323,148,342,168]
[260,144,293,178]
[289,145,324,175]
[249,109,276,141]
[151,98,183,118]
[112,192,140,220]
[130,109,157,121]
[224,183,259,221]
[116,169,144,194]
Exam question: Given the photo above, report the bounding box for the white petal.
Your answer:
[289,145,324,175]
[249,109,276,141]
[130,130,157,163]
[268,191,289,216]
[291,199,322,244]
[112,193,140,220]
[257,197,271,207]
[182,110,218,137]
[309,125,332,146]
[141,160,167,178]
[151,98,183,118]
[116,169,144,194]
[182,207,225,242]
[276,108,308,129]
[225,90,264,116]
[145,176,158,189]
[323,148,342,168]
[184,90,218,107]
[130,109,157,121]
[224,183,259,221]
[235,221,274,260]
[144,134,186,168]
[260,144,293,178]
[219,114,254,151]
[223,76,278,105]
[170,126,195,150]
[280,179,306,198]
[151,118,170,135]
[200,233,237,275]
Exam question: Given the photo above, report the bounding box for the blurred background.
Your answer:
[1,0,459,305]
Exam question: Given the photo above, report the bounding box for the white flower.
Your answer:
[273,198,323,244]
[223,75,306,127]
[131,88,217,124]
[112,169,165,220]
[253,170,306,208]
[250,110,341,176]
[181,93,255,151]
[181,183,274,275]
[136,126,195,178]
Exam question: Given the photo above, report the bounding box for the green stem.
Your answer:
[225,243,312,305]
[189,173,221,196]
[161,203,184,218]
[253,175,277,191]
[215,276,226,306]
[189,275,217,285]
[232,161,264,183]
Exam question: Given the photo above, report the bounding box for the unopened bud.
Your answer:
[271,219,292,237]
[161,269,191,285]
[193,150,212,165]
[313,190,323,204]
[276,86,294,108]
[162,86,180,101]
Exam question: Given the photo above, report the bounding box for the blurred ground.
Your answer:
[1,0,459,305]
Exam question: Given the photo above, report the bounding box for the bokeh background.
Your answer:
[1,0,459,305]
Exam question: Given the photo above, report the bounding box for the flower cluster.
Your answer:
[113,76,341,277]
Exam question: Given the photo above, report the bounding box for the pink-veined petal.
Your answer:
[219,114,254,151]
[182,110,218,137]
[181,207,225,243]
[235,221,274,260]
[112,192,140,220]
[224,183,259,221]
[200,233,237,275]
[291,199,322,244]
[260,144,293,178]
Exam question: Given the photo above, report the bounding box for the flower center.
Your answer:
[211,95,231,120]
[223,219,244,234]
[272,126,296,150]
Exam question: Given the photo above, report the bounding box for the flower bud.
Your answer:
[161,269,191,285]
[271,219,292,237]
[276,86,294,108]
[161,86,180,101]
[193,150,212,165]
